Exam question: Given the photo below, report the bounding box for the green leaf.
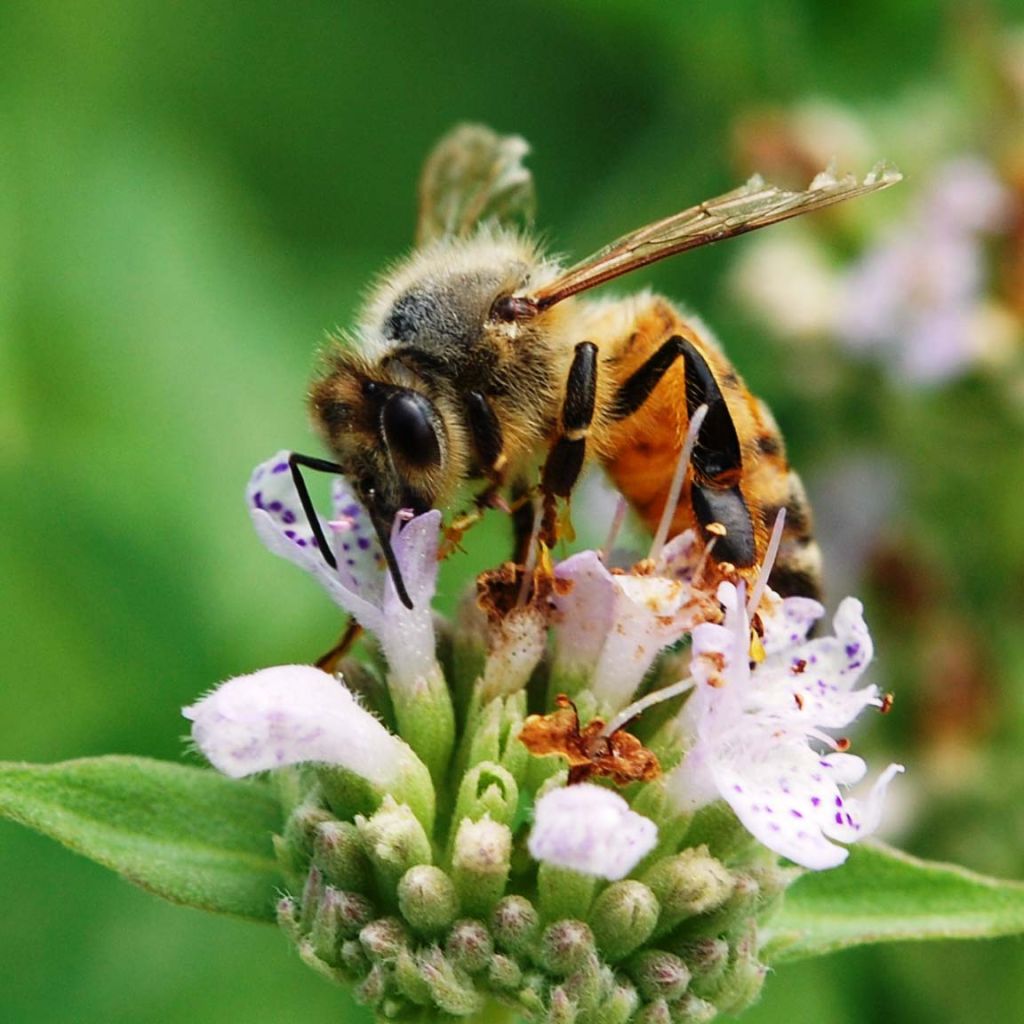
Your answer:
[0,756,283,922]
[764,840,1024,963]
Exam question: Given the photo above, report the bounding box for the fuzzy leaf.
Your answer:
[764,840,1024,962]
[0,756,283,922]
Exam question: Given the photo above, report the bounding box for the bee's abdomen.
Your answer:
[595,298,823,601]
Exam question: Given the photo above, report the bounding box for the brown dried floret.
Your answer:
[519,694,661,785]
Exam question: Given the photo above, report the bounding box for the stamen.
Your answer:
[517,502,546,606]
[397,508,415,523]
[328,515,357,533]
[691,536,719,587]
[746,507,786,618]
[649,404,709,561]
[600,495,629,564]
[600,676,696,739]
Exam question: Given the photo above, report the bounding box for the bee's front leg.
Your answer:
[540,341,599,545]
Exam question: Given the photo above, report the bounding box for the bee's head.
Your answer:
[312,372,448,524]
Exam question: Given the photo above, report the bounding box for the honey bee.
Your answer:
[291,124,899,607]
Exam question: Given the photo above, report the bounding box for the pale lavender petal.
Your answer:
[528,784,658,881]
[551,551,619,673]
[184,664,409,786]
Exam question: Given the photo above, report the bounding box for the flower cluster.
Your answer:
[184,452,901,1023]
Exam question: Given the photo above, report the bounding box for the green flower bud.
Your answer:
[417,946,483,1016]
[357,796,433,901]
[672,938,729,999]
[549,985,579,1024]
[672,873,760,944]
[277,895,299,942]
[518,971,549,1018]
[397,865,460,936]
[312,887,374,963]
[394,947,433,1006]
[669,993,718,1024]
[561,951,603,1016]
[540,919,596,976]
[594,980,640,1024]
[714,926,767,1016]
[627,950,691,1002]
[313,819,372,892]
[445,919,494,974]
[276,802,335,880]
[339,939,369,977]
[589,880,660,961]
[299,865,325,931]
[491,895,540,954]
[487,954,522,991]
[451,816,512,917]
[452,761,519,829]
[538,863,599,923]
[633,997,671,1024]
[642,845,735,935]
[358,963,387,1004]
[359,917,409,963]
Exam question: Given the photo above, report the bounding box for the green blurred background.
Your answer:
[4,2,1024,1021]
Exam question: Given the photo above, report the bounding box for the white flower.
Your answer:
[550,532,715,713]
[184,664,417,786]
[667,583,903,870]
[528,783,658,881]
[246,451,441,691]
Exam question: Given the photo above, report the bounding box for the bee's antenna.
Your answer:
[368,508,415,610]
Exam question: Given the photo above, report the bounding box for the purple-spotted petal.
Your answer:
[247,452,443,687]
[528,784,658,881]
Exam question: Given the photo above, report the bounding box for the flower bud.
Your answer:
[517,972,549,1018]
[672,938,729,998]
[359,917,409,963]
[357,796,433,899]
[487,954,522,991]
[394,947,432,1006]
[627,950,692,1002]
[312,887,375,964]
[451,816,512,917]
[548,986,578,1024]
[669,993,718,1024]
[641,845,735,935]
[594,981,640,1024]
[589,880,660,961]
[491,895,540,954]
[561,951,603,1015]
[540,919,596,976]
[417,946,483,1016]
[299,865,325,931]
[633,997,671,1024]
[277,895,300,942]
[358,963,388,1004]
[397,865,460,936]
[277,803,335,879]
[313,819,372,892]
[714,926,767,1016]
[445,919,494,974]
[339,939,369,977]
[452,761,519,829]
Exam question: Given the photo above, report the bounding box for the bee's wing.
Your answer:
[528,165,902,309]
[415,124,536,246]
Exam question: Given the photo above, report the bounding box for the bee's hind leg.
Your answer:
[610,335,756,568]
[540,341,599,544]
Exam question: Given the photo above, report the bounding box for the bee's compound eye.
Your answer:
[381,391,442,469]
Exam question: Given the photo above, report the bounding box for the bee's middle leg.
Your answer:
[540,341,599,543]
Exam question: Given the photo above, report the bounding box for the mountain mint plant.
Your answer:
[3,448,1024,1024]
